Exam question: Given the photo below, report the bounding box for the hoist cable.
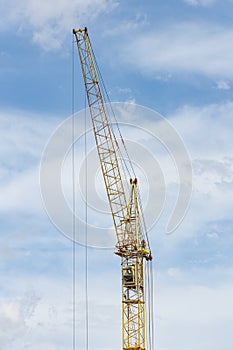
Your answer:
[145,258,155,350]
[89,39,136,180]
[98,68,135,179]
[72,37,76,350]
[84,52,89,350]
[150,261,155,350]
[91,40,155,350]
[137,186,152,254]
[89,37,150,251]
[89,36,133,202]
[120,157,131,195]
[147,262,152,350]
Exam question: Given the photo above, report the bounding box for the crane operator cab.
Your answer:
[123,266,135,286]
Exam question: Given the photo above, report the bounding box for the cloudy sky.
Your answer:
[0,0,233,349]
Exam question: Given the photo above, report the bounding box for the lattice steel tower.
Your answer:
[73,27,153,350]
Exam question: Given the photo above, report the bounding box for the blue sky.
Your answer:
[0,0,233,349]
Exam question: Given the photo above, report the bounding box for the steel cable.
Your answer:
[72,37,76,350]
[84,48,89,350]
[89,38,136,180]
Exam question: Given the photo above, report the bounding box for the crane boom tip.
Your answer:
[73,27,88,35]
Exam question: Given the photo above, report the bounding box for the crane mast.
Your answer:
[73,27,152,350]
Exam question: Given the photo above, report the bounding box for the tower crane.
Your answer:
[73,27,153,350]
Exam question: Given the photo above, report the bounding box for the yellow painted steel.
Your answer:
[73,27,152,350]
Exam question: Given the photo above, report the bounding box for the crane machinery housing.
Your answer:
[73,27,153,350]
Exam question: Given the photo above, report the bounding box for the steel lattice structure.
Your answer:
[73,27,152,350]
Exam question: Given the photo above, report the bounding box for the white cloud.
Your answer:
[0,166,42,213]
[170,102,233,158]
[126,101,233,241]
[216,80,231,90]
[0,110,60,214]
[1,100,232,239]
[165,102,233,235]
[0,103,232,349]
[0,0,118,50]
[103,13,148,37]
[183,0,216,6]
[140,100,233,248]
[0,293,39,348]
[120,22,233,79]
[156,282,233,350]
[1,262,233,350]
[0,268,121,350]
